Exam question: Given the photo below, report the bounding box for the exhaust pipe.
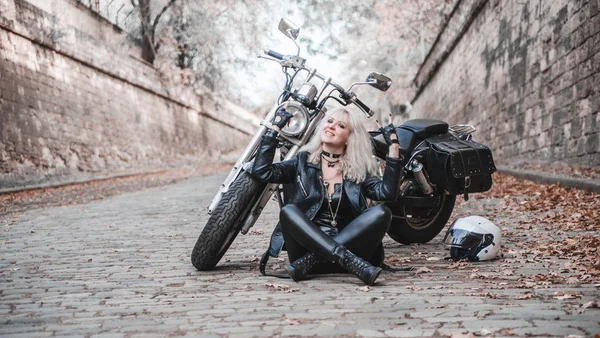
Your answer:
[409,159,434,195]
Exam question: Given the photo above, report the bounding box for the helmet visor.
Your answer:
[443,228,484,249]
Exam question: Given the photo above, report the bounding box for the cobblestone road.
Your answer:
[1,174,599,337]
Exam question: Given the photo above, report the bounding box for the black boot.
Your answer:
[286,252,323,282]
[331,245,382,285]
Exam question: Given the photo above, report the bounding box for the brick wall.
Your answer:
[0,0,255,190]
[411,0,599,167]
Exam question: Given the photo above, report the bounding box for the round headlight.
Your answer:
[278,101,309,137]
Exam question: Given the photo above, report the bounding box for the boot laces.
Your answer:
[293,254,319,273]
[343,255,370,274]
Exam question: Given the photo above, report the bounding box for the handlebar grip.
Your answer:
[264,49,284,60]
[353,98,373,117]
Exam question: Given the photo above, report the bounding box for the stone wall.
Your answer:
[0,0,256,191]
[411,0,599,167]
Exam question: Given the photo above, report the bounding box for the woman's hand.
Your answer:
[376,114,400,158]
[271,105,294,130]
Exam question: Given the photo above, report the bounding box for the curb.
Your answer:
[497,165,600,194]
[0,169,171,195]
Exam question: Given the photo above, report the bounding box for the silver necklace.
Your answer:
[323,181,343,227]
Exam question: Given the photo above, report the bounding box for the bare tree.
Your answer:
[286,0,455,119]
[154,0,271,95]
[116,0,455,111]
[131,0,177,64]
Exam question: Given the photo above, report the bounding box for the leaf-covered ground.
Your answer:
[390,172,600,291]
[478,173,599,283]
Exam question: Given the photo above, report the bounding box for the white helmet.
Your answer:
[443,216,501,261]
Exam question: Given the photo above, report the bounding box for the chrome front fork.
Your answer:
[207,103,280,214]
[238,109,324,234]
[239,144,301,234]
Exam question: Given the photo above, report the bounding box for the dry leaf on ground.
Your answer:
[415,267,433,274]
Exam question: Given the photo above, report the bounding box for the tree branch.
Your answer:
[152,0,177,42]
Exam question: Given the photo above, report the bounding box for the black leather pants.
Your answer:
[280,204,392,266]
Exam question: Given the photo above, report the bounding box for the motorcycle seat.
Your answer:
[400,119,448,139]
[370,128,414,159]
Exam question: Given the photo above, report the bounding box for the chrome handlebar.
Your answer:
[262,49,372,117]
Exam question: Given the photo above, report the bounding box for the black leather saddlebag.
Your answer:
[426,138,496,194]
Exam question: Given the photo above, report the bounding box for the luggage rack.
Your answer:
[449,124,476,135]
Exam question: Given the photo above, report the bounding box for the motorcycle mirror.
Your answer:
[366,72,392,92]
[278,18,300,41]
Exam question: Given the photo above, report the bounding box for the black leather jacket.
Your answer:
[251,133,404,220]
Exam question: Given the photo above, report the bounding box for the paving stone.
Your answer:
[0,333,55,338]
[280,323,338,337]
[458,318,532,330]
[511,325,589,337]
[228,331,275,338]
[430,322,464,336]
[356,329,387,337]
[125,333,175,338]
[0,325,51,335]
[89,333,126,338]
[383,328,438,337]
[531,320,598,336]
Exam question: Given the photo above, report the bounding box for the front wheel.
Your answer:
[191,171,265,270]
[386,191,456,244]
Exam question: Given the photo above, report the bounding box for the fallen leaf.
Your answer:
[265,283,290,291]
[565,277,580,284]
[167,282,185,287]
[497,328,517,336]
[415,267,433,274]
[357,286,370,292]
[285,319,301,325]
[478,328,493,336]
[580,300,599,311]
[515,294,533,300]
[554,294,581,300]
[450,333,476,338]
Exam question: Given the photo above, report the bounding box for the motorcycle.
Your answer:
[191,18,496,271]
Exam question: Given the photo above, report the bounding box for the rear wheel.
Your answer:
[386,189,456,245]
[191,171,265,270]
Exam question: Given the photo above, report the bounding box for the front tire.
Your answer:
[191,171,265,270]
[386,192,456,244]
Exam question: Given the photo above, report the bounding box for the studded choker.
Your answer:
[321,150,343,159]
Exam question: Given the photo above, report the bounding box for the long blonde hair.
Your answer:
[301,108,378,183]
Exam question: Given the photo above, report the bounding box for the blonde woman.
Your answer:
[251,107,403,285]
